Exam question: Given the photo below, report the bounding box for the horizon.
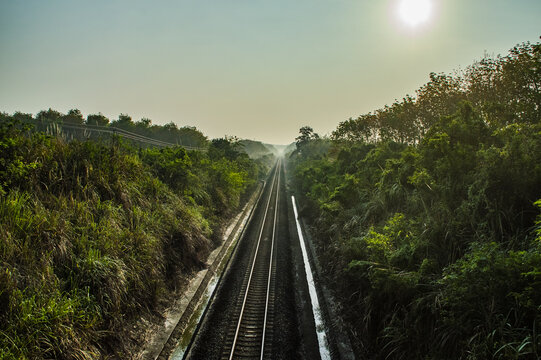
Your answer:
[1,1,540,144]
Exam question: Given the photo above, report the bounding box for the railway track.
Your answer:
[184,159,311,359]
[220,159,281,359]
[169,158,341,359]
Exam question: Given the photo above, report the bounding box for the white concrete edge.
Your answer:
[291,195,331,360]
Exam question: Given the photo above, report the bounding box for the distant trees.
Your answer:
[210,137,244,161]
[293,126,321,155]
[238,140,276,159]
[332,41,540,145]
[86,113,109,126]
[295,126,318,147]
[62,109,84,125]
[1,109,209,148]
[110,113,134,130]
[36,108,63,123]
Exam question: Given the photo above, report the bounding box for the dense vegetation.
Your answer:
[290,41,541,359]
[0,114,270,359]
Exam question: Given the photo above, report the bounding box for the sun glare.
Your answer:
[398,0,432,27]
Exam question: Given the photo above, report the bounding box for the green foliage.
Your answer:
[438,242,541,358]
[290,40,541,358]
[294,126,320,153]
[1,287,100,360]
[86,113,109,127]
[536,200,541,243]
[0,117,265,358]
[141,146,194,192]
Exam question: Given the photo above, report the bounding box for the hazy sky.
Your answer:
[1,1,540,144]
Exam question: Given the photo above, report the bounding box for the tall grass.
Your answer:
[0,119,268,358]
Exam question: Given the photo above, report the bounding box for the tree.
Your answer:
[86,113,109,126]
[295,126,319,150]
[210,137,244,161]
[111,113,134,131]
[36,108,62,123]
[137,118,152,128]
[415,72,465,134]
[63,109,84,125]
[11,112,33,124]
[177,126,208,147]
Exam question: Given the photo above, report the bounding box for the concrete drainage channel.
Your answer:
[141,182,264,360]
[292,197,355,360]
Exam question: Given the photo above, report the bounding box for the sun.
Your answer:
[398,0,432,27]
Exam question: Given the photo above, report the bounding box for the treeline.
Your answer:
[238,139,278,159]
[333,42,540,144]
[0,117,271,358]
[290,41,541,359]
[1,108,208,148]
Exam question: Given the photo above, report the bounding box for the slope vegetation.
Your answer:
[0,115,269,359]
[289,41,541,359]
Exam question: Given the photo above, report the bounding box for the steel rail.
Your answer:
[260,159,280,360]
[227,160,280,360]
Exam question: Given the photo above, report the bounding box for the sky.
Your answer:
[1,0,540,144]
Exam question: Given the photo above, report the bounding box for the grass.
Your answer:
[0,119,268,358]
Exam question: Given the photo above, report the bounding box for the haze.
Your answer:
[1,0,539,144]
